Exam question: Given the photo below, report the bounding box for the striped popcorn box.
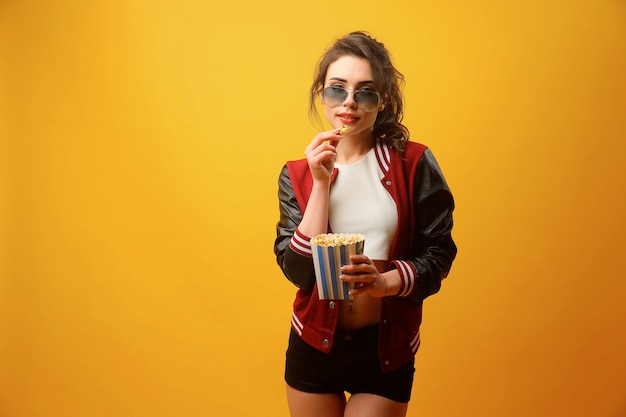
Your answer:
[311,233,365,300]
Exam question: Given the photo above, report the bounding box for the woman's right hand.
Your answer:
[304,128,342,183]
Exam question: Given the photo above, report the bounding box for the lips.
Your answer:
[338,113,359,124]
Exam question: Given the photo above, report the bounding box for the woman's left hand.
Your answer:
[340,255,388,298]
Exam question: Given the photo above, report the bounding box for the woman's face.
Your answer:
[321,55,383,137]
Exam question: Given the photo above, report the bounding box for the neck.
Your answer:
[335,134,375,165]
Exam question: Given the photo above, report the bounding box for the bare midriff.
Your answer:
[337,259,388,330]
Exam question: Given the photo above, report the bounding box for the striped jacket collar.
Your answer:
[373,140,392,174]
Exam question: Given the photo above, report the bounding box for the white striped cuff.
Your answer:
[289,228,313,257]
[391,260,417,297]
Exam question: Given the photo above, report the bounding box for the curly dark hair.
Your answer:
[309,31,410,155]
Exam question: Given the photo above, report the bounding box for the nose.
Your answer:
[342,89,358,108]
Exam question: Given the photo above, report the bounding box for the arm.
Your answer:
[391,148,457,301]
[274,129,343,289]
[274,165,317,289]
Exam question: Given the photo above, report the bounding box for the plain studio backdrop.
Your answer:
[1,1,625,416]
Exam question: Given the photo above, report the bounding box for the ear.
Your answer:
[378,94,387,112]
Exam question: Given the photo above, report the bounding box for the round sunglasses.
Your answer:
[321,85,382,112]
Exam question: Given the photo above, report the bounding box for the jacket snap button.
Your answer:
[385,180,392,186]
[329,301,336,309]
[323,339,329,346]
[384,359,390,366]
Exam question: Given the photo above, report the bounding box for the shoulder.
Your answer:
[281,158,313,212]
[386,141,429,171]
[285,158,310,181]
[403,141,428,160]
[286,158,308,169]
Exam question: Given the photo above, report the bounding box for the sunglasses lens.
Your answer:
[322,86,381,112]
[322,86,348,106]
[354,90,380,111]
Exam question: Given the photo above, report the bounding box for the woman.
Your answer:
[274,31,457,417]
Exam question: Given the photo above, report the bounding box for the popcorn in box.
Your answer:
[310,233,365,300]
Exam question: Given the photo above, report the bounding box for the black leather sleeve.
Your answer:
[274,165,316,290]
[406,149,457,301]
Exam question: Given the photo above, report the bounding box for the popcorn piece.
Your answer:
[339,126,349,135]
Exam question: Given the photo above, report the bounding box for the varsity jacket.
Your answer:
[274,140,457,373]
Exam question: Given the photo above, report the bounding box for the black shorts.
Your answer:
[285,325,415,403]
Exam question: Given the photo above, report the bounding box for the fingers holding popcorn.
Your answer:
[341,255,388,298]
[304,130,342,181]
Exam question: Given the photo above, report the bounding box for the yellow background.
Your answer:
[2,0,625,416]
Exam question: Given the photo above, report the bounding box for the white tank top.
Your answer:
[329,148,398,260]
